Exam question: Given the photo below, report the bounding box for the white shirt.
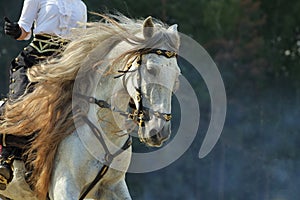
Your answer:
[18,0,87,39]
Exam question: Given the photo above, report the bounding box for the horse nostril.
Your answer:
[149,129,158,137]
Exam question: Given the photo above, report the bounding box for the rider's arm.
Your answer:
[17,0,39,40]
[16,28,31,40]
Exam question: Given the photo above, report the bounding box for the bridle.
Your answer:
[77,48,177,127]
[77,48,177,200]
[117,48,177,128]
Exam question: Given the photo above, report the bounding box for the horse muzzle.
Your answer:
[140,121,171,147]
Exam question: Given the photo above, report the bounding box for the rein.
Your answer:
[77,48,176,199]
[77,107,132,200]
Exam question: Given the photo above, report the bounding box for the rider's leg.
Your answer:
[0,50,30,190]
[0,38,67,190]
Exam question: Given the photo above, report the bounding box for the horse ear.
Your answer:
[143,16,154,39]
[167,24,178,33]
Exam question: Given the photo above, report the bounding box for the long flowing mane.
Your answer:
[0,14,179,199]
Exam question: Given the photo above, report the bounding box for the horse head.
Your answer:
[121,17,181,147]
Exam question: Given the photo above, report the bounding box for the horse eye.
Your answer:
[146,65,159,76]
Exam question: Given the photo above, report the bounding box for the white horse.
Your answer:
[0,14,180,200]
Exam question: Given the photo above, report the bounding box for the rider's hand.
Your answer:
[4,17,22,39]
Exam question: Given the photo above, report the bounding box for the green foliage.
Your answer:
[202,0,240,39]
[260,0,300,85]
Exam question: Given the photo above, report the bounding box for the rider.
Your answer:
[0,0,87,190]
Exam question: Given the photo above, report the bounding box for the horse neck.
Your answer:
[82,41,134,150]
[86,71,130,148]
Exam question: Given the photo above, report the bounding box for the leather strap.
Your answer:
[78,113,132,200]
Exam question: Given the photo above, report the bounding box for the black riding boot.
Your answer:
[0,146,14,190]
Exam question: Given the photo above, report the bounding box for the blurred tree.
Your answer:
[205,0,267,88]
[260,0,300,88]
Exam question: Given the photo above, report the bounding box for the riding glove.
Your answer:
[4,17,22,39]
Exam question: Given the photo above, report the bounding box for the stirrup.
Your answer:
[0,155,14,190]
[0,174,8,190]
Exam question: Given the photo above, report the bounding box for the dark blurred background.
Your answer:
[1,0,299,199]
